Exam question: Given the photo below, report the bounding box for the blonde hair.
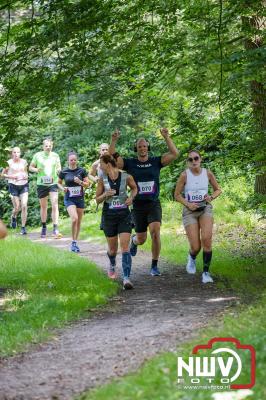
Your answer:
[12,146,21,153]
[43,137,53,145]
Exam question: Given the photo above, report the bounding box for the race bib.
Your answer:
[109,198,127,210]
[187,190,207,203]
[138,181,155,194]
[42,176,53,184]
[68,186,82,197]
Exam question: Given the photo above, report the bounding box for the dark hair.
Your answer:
[68,150,78,159]
[187,149,201,158]
[100,154,117,167]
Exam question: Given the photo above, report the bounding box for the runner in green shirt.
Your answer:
[29,138,62,238]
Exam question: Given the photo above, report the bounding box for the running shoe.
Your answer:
[41,227,47,238]
[202,272,214,284]
[130,234,138,256]
[70,241,78,252]
[20,227,27,235]
[150,266,161,276]
[108,267,117,280]
[123,277,133,290]
[10,216,17,229]
[74,242,80,252]
[186,254,196,274]
[52,228,62,239]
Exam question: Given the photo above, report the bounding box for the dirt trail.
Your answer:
[0,233,238,400]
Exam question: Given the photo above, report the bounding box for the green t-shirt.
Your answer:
[31,151,61,186]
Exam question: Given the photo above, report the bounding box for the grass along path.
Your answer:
[0,231,237,400]
[1,194,264,400]
[0,236,117,357]
[77,198,265,400]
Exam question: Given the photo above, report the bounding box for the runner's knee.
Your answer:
[120,242,130,252]
[137,235,146,245]
[21,205,27,213]
[71,215,78,224]
[13,205,20,213]
[51,199,58,208]
[108,248,117,256]
[202,238,212,252]
[150,229,160,241]
[190,244,201,255]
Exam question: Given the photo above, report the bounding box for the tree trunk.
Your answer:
[242,5,266,195]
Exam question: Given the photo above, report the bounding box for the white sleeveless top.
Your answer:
[184,168,209,203]
[7,159,28,185]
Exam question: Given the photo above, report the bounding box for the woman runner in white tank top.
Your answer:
[1,147,29,234]
[174,150,222,283]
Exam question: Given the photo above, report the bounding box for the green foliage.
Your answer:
[0,0,265,222]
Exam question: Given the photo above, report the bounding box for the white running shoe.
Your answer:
[186,254,196,274]
[202,272,214,283]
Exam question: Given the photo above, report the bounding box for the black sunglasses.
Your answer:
[188,156,200,162]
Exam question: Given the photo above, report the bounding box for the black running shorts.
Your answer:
[131,200,162,233]
[102,210,132,237]
[37,184,58,199]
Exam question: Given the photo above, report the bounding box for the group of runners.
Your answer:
[0,129,221,289]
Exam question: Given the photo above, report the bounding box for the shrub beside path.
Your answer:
[0,233,238,400]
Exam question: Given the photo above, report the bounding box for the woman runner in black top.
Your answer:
[58,151,90,253]
[96,154,137,290]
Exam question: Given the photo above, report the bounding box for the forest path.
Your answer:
[0,233,238,400]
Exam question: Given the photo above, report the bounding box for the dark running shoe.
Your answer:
[150,266,161,276]
[10,216,17,229]
[123,278,134,290]
[41,227,47,238]
[130,235,138,256]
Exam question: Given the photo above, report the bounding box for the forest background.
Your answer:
[0,0,265,225]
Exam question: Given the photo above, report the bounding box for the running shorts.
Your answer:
[102,210,132,237]
[182,203,213,227]
[131,200,162,233]
[8,183,29,197]
[37,184,58,199]
[64,196,85,209]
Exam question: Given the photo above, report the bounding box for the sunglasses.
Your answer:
[188,156,200,162]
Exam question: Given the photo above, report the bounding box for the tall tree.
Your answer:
[242,0,266,194]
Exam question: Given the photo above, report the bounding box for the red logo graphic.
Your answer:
[192,338,256,389]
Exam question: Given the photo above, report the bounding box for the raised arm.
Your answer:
[109,129,124,170]
[160,128,179,167]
